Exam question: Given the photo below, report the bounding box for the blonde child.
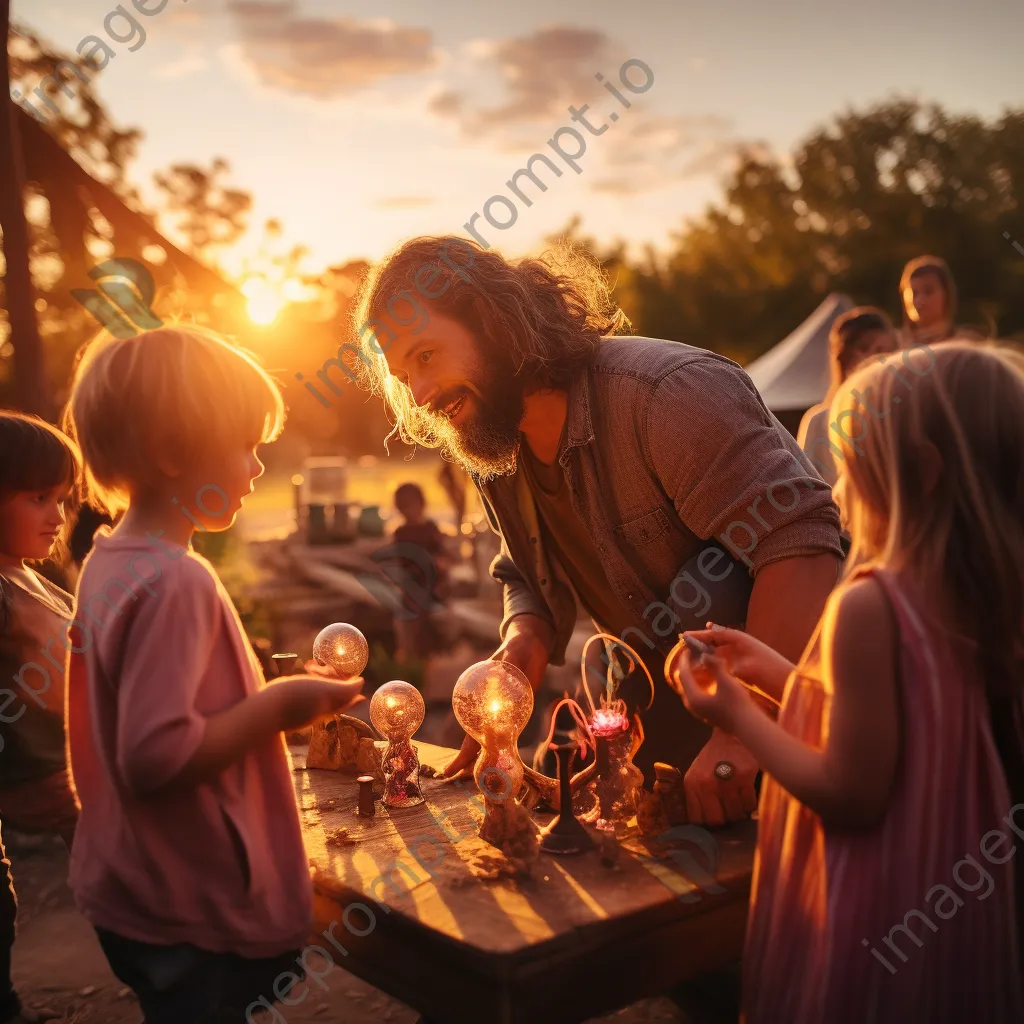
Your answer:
[672,341,1024,1023]
[0,412,82,1024]
[62,326,363,1023]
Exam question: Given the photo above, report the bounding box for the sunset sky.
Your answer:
[12,0,1024,278]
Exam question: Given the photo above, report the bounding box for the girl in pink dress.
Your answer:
[671,340,1024,1023]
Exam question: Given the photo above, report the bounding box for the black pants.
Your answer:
[96,929,305,1024]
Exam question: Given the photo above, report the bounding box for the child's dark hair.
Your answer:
[827,307,897,398]
[0,412,83,564]
[0,412,82,504]
[394,482,426,509]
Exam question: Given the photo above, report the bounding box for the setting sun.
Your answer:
[246,292,282,325]
[241,277,284,325]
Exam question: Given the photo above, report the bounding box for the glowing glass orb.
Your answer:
[313,623,368,679]
[370,680,425,741]
[452,660,533,746]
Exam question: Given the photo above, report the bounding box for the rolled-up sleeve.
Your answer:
[115,563,219,796]
[490,536,554,641]
[648,355,843,574]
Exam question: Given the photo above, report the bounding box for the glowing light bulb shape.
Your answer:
[452,660,533,846]
[369,680,426,808]
[313,623,368,679]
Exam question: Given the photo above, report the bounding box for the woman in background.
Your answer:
[899,254,983,344]
[797,307,898,487]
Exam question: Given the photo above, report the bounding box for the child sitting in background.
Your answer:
[388,481,449,661]
[672,341,1024,1023]
[62,325,364,1024]
[0,413,82,1024]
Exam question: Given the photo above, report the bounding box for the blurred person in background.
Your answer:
[388,482,450,661]
[900,254,983,344]
[798,307,899,487]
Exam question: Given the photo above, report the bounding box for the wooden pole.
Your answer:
[0,3,47,416]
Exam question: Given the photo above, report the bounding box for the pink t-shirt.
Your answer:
[66,528,312,956]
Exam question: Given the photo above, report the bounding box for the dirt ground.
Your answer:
[9,833,690,1024]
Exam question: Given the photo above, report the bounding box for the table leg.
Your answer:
[669,962,742,1023]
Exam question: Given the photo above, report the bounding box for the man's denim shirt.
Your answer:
[473,336,844,667]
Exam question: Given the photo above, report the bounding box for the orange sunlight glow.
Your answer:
[242,277,284,325]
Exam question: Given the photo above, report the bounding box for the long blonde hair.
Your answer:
[830,340,1024,696]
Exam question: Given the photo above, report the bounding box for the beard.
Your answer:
[426,352,526,482]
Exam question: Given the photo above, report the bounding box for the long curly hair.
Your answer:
[350,235,630,450]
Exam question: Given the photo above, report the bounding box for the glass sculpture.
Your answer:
[452,659,534,846]
[369,680,425,808]
[580,634,650,833]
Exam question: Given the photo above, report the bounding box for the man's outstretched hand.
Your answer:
[442,733,481,780]
[441,614,553,779]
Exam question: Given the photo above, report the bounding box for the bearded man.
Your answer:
[348,236,843,826]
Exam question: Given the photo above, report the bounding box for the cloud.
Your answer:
[374,196,435,209]
[225,1,440,98]
[431,25,618,138]
[589,115,739,195]
[154,53,209,80]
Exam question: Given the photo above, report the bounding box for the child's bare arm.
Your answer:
[144,675,364,796]
[731,577,900,827]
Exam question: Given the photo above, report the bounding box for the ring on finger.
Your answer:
[714,760,735,782]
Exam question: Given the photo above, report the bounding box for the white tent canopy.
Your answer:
[745,293,855,413]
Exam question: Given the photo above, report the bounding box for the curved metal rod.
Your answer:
[580,632,656,713]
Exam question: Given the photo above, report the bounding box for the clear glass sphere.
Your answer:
[452,660,533,746]
[370,680,425,741]
[313,622,368,678]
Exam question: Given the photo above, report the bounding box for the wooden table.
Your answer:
[292,742,756,1024]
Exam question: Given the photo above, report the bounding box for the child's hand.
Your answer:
[666,650,752,735]
[302,658,370,683]
[684,625,793,704]
[272,676,365,731]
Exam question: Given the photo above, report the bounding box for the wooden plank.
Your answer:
[293,742,755,1024]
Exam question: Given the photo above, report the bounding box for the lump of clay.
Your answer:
[355,736,386,783]
[306,714,375,771]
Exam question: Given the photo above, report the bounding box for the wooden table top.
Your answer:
[292,741,757,1024]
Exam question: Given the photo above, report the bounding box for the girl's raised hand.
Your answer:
[666,650,752,734]
[685,624,793,704]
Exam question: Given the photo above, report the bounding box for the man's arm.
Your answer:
[746,552,841,673]
[648,355,844,580]
[442,530,555,778]
[490,543,555,649]
[647,355,844,825]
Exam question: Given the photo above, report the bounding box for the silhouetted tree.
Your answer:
[154,159,252,265]
[1,7,45,413]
